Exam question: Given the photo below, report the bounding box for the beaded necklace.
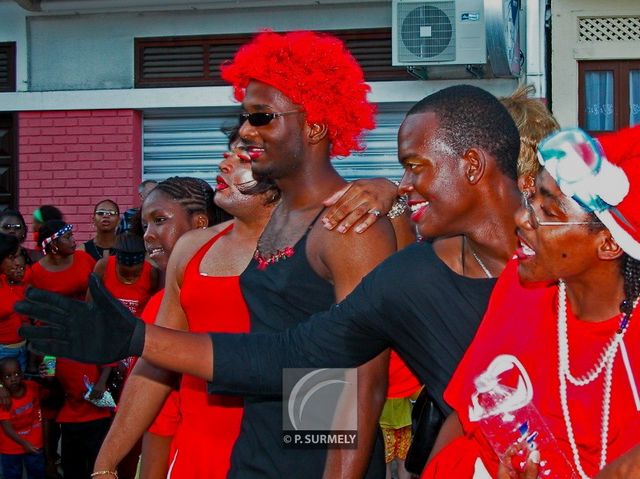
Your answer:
[556,280,636,479]
[254,207,325,271]
[254,246,295,271]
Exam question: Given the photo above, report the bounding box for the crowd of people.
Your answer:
[0,28,638,479]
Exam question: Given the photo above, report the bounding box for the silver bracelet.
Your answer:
[387,194,408,219]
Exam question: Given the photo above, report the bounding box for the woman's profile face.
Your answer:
[515,170,604,284]
[53,231,76,257]
[141,190,196,271]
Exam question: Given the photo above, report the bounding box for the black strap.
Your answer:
[404,387,446,475]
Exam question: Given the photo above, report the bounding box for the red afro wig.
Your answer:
[221,30,376,158]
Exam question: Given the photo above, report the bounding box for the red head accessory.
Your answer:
[221,30,376,158]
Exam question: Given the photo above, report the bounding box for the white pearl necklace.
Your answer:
[556,281,634,479]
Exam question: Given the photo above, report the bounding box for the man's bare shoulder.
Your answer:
[316,215,395,252]
[307,214,396,287]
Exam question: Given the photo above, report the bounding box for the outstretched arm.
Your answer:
[18,264,394,390]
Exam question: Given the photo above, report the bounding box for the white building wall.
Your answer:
[551,0,640,126]
[27,3,389,91]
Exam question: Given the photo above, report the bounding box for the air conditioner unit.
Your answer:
[392,0,486,66]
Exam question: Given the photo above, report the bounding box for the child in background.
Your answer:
[380,351,422,479]
[7,252,27,286]
[0,357,45,479]
[0,233,29,372]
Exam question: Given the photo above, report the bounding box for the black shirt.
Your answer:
[210,241,497,416]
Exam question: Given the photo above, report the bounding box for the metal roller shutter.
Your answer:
[142,103,410,183]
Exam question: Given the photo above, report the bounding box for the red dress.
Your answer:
[423,259,640,479]
[0,275,27,344]
[167,224,249,478]
[30,251,111,423]
[138,290,181,468]
[102,256,154,317]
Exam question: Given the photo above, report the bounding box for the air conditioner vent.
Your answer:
[392,0,486,66]
[399,3,455,61]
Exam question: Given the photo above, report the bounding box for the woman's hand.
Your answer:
[89,383,106,401]
[497,443,540,479]
[22,441,40,454]
[322,178,399,234]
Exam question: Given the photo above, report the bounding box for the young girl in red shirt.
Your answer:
[30,220,112,479]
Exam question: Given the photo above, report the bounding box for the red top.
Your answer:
[0,276,27,344]
[0,381,43,454]
[141,289,164,326]
[168,224,250,478]
[128,289,164,377]
[29,251,110,423]
[102,256,154,317]
[54,359,112,423]
[423,259,640,479]
[30,250,95,300]
[132,289,182,440]
[387,350,421,399]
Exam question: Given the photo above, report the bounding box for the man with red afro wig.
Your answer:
[217,30,395,478]
[221,30,375,158]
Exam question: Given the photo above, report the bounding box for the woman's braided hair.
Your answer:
[153,177,232,226]
[621,254,640,316]
[587,217,640,317]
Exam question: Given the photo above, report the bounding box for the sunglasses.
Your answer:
[1,224,23,230]
[95,210,119,217]
[238,110,303,127]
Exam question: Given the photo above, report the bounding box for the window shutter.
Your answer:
[0,43,16,93]
[135,29,410,88]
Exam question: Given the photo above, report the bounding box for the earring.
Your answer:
[469,175,475,182]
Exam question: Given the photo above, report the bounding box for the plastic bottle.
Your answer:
[470,367,577,478]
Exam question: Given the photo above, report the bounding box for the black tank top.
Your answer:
[232,212,334,478]
[232,210,385,478]
[83,239,115,262]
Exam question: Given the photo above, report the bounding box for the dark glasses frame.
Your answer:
[95,210,119,217]
[239,110,303,127]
